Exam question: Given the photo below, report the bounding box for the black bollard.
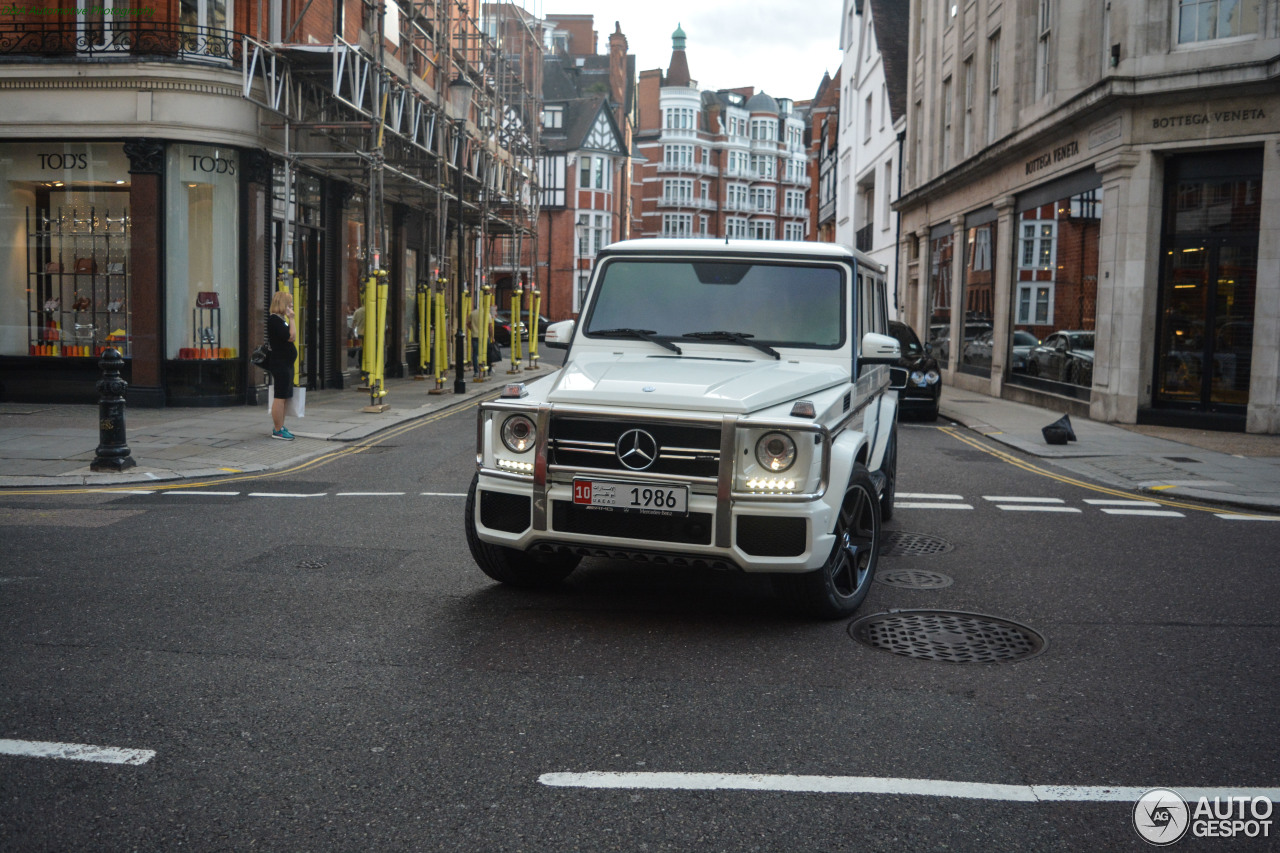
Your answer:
[90,347,136,473]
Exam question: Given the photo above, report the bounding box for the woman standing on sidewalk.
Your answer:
[267,290,298,441]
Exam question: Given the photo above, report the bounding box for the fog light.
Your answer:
[746,476,797,492]
[497,457,534,473]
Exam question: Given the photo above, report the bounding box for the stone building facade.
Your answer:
[895,0,1279,433]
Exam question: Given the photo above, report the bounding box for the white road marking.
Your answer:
[0,738,154,766]
[1083,499,1160,506]
[896,493,964,500]
[539,772,1280,803]
[894,502,974,510]
[166,491,240,496]
[983,496,1064,503]
[110,490,156,495]
[335,492,406,496]
[420,492,468,497]
[1101,509,1185,518]
[996,505,1081,513]
[247,493,328,498]
[1216,513,1280,521]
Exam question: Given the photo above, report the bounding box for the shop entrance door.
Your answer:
[1154,151,1261,414]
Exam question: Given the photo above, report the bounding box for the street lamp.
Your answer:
[449,73,473,394]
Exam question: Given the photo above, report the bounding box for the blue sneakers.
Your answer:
[272,427,295,441]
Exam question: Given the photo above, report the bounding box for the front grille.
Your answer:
[736,515,807,557]
[480,490,531,533]
[551,501,713,545]
[549,416,720,478]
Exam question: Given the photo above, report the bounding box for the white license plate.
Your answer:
[572,479,688,515]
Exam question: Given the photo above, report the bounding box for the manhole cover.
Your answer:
[297,559,329,569]
[880,531,954,557]
[849,610,1046,663]
[876,569,954,589]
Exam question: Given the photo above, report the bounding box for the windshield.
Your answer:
[584,259,846,348]
[1013,330,1039,346]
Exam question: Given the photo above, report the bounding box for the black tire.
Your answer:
[464,474,580,588]
[879,428,898,523]
[773,466,881,619]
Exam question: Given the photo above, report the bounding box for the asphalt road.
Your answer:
[2,404,1277,851]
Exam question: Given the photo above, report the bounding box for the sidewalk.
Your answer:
[0,360,555,489]
[938,386,1280,513]
[2,368,1277,513]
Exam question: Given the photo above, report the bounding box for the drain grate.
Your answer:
[880,531,954,557]
[297,559,330,569]
[849,610,1046,663]
[876,569,954,589]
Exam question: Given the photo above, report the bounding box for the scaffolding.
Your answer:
[240,0,542,381]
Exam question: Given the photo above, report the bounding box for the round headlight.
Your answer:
[910,370,926,386]
[500,414,537,453]
[755,432,797,472]
[925,370,941,385]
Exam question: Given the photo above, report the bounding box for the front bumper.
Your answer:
[473,471,840,573]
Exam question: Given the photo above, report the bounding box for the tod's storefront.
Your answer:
[0,140,260,406]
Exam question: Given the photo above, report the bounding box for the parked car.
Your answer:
[1027,330,1094,386]
[1010,330,1040,372]
[493,310,551,346]
[927,322,990,364]
[889,320,940,421]
[961,330,993,370]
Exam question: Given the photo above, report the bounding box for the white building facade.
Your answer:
[837,0,909,315]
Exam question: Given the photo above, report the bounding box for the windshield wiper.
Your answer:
[682,330,780,360]
[592,328,682,355]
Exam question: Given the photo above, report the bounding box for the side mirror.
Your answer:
[544,319,575,350]
[859,331,901,365]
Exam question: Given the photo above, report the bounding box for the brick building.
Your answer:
[631,25,810,245]
[535,16,635,320]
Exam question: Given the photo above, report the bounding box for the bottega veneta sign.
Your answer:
[1026,140,1080,175]
[1152,108,1265,128]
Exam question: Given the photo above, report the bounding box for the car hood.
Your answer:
[546,353,848,413]
[1074,349,1095,362]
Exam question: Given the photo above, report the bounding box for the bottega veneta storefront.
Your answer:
[901,96,1279,434]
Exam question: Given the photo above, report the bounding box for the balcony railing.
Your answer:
[656,160,717,176]
[0,21,242,62]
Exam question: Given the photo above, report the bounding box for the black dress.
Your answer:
[266,313,298,399]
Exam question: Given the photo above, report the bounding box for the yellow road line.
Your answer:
[0,393,497,497]
[938,426,1268,517]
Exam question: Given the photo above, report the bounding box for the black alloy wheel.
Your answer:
[774,466,881,619]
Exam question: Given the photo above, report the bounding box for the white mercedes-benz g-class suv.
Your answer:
[465,239,903,618]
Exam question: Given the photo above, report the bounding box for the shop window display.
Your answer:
[958,218,997,376]
[925,230,954,367]
[0,143,132,359]
[166,145,239,361]
[1011,188,1101,391]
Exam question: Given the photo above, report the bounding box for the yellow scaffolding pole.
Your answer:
[415,279,429,380]
[508,283,523,374]
[362,269,390,412]
[527,287,541,369]
[474,285,492,381]
[360,275,376,383]
[429,284,448,394]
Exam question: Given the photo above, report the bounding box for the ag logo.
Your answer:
[1134,788,1190,846]
[615,428,658,471]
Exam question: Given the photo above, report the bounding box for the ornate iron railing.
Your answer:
[0,21,241,63]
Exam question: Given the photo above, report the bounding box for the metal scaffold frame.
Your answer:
[239,0,542,384]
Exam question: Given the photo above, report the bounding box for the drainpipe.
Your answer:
[892,128,905,317]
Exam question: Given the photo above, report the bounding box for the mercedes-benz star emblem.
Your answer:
[616,428,659,471]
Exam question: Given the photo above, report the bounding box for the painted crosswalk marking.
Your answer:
[0,738,154,766]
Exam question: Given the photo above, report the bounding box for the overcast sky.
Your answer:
[541,1,845,103]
